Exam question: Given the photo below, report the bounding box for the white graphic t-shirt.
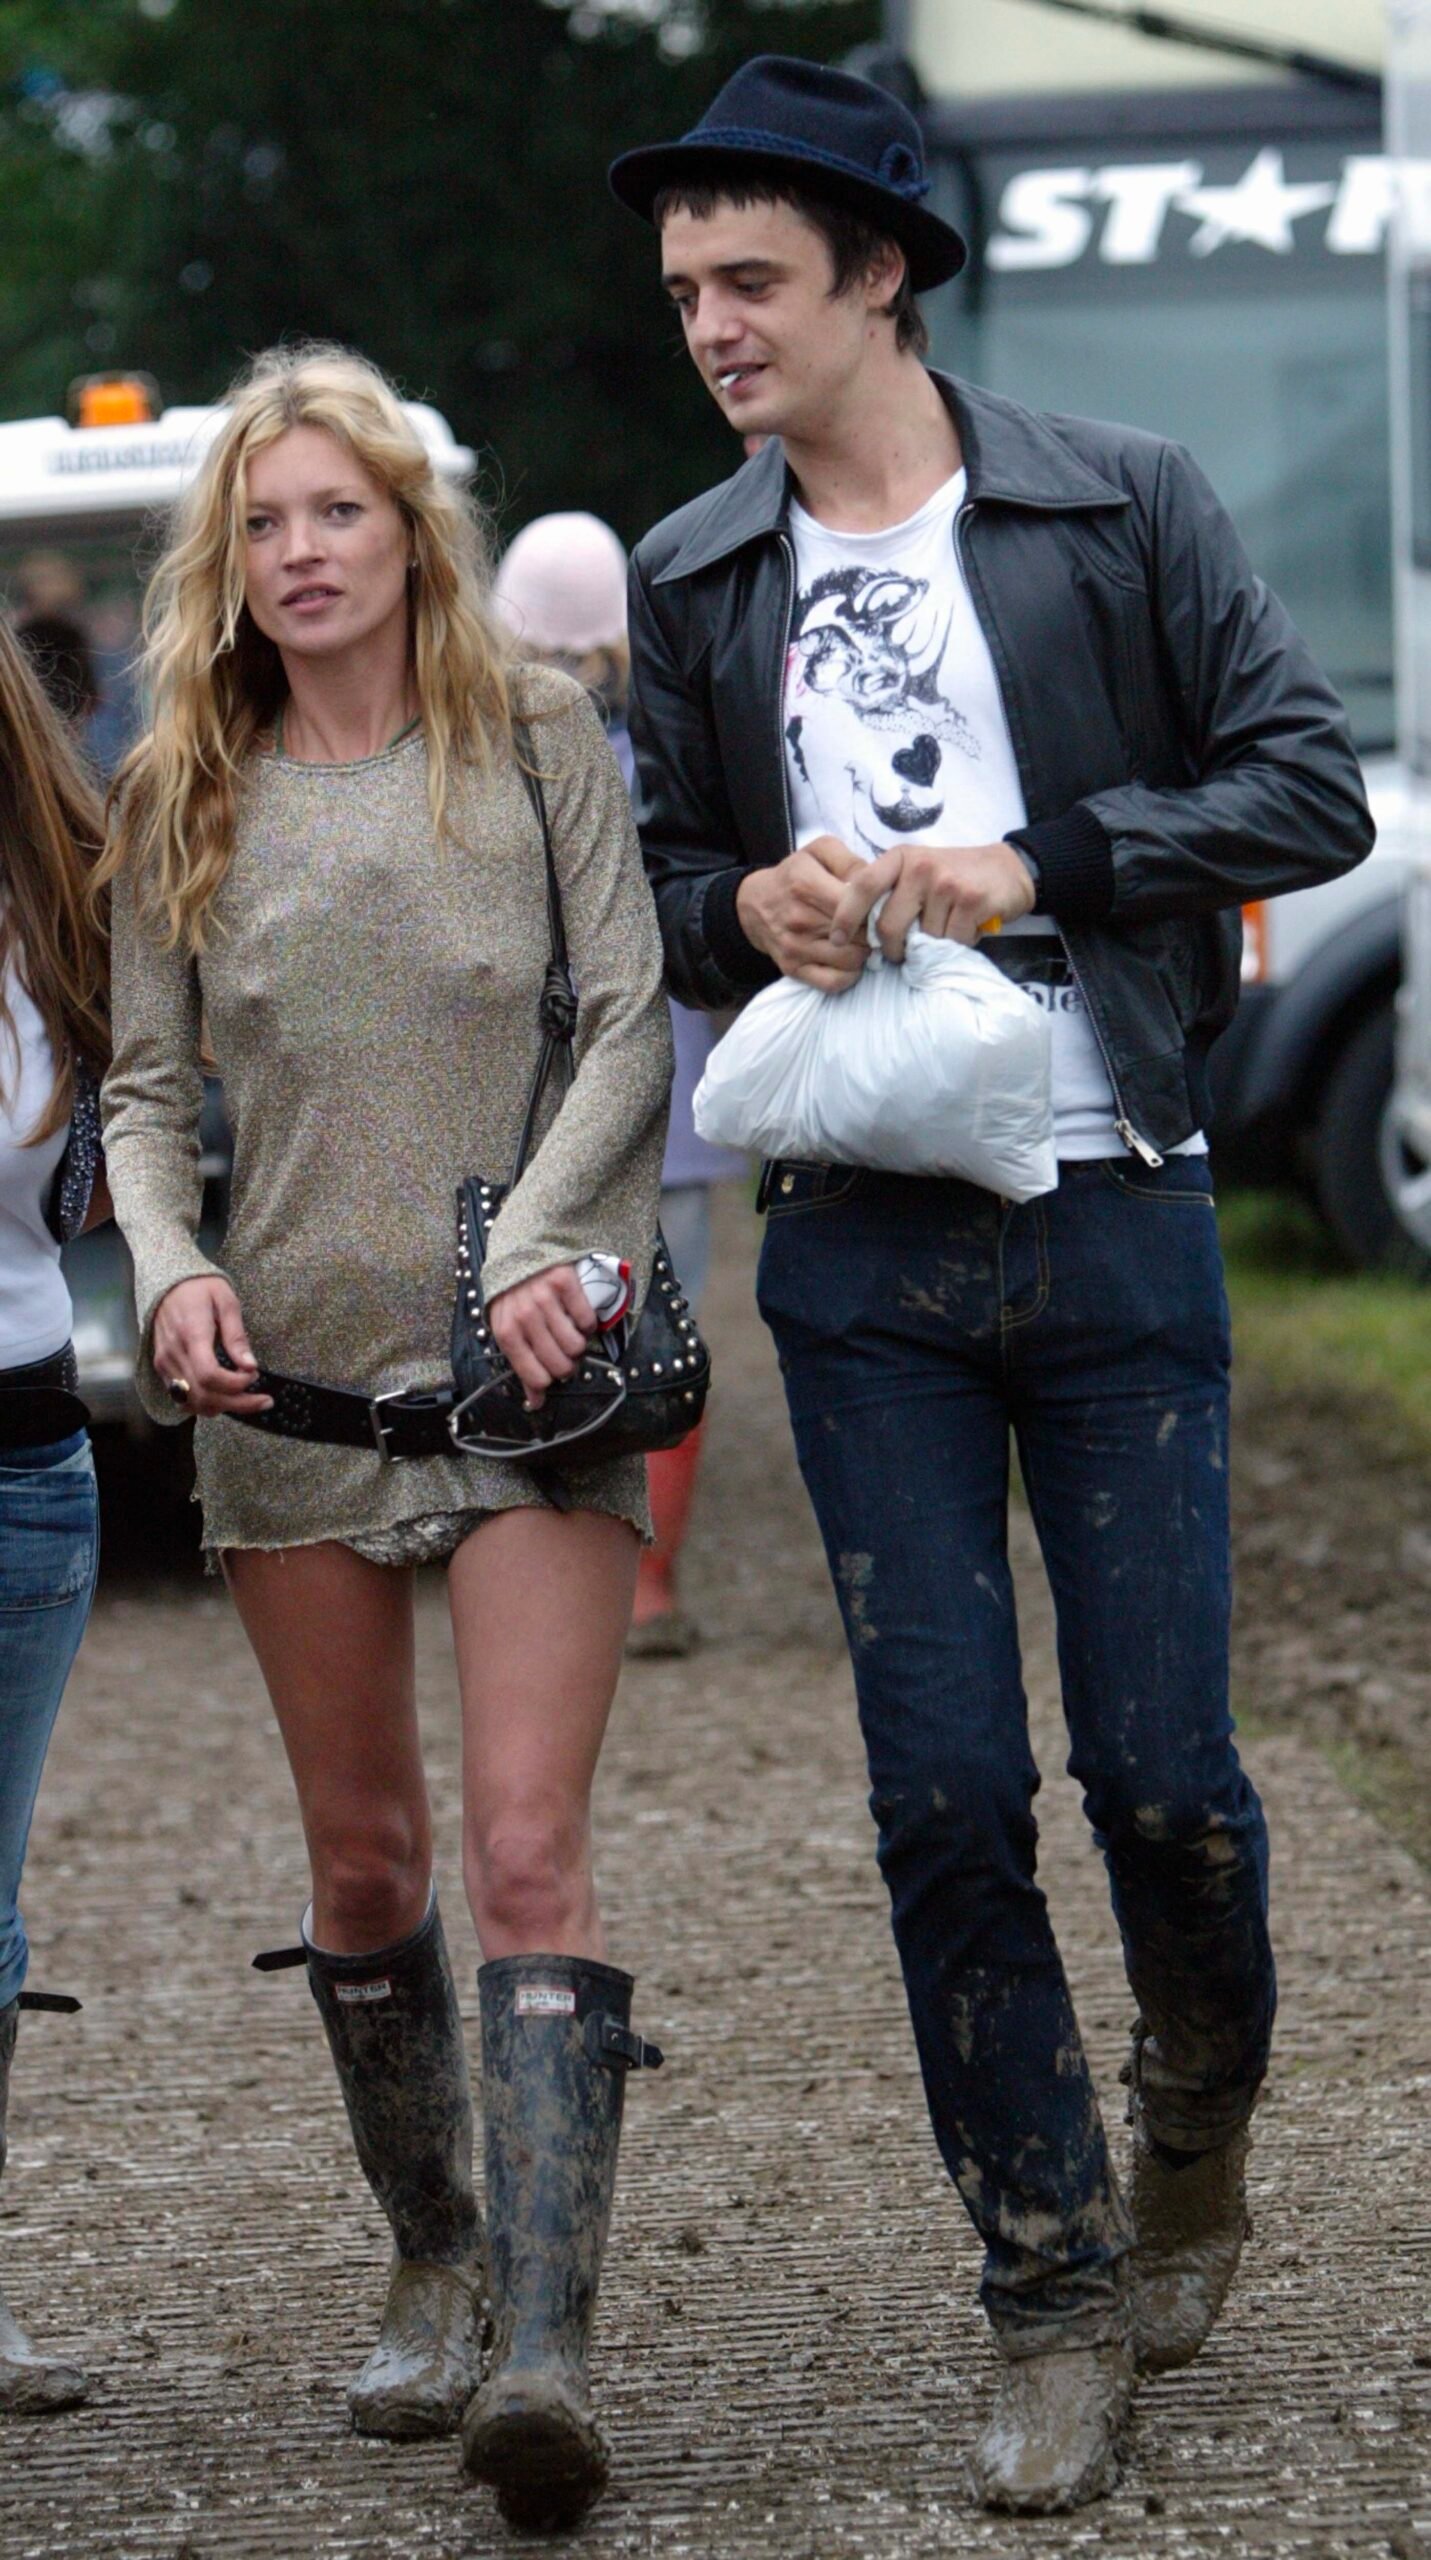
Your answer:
[783,468,1203,1160]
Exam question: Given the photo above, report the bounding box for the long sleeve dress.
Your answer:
[102,668,673,1559]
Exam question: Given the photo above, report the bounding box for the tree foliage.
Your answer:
[0,0,878,542]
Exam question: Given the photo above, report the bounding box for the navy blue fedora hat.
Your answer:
[608,54,967,293]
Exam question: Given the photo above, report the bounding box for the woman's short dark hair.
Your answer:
[652,179,930,359]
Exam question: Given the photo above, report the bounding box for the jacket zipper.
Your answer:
[953,497,1164,1170]
[1060,937,1163,1166]
[774,531,797,851]
[751,533,799,1201]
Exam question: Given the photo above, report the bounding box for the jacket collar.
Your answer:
[653,370,1129,586]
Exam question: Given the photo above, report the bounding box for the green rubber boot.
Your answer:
[301,1896,486,2439]
[461,1954,663,2530]
[0,1995,88,2415]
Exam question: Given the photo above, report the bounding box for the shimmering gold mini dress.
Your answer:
[103,671,673,1562]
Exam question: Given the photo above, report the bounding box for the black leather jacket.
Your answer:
[627,371,1374,1158]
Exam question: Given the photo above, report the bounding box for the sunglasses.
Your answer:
[447,1342,629,1462]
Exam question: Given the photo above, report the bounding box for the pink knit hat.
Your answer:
[493,512,629,655]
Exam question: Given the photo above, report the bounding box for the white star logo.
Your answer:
[1175,148,1336,256]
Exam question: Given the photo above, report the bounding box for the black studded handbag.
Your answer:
[447,746,711,1469]
[45,1053,102,1243]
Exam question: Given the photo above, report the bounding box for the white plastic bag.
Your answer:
[693,926,1057,1202]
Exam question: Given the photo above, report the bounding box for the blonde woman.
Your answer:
[0,619,108,2413]
[99,345,672,2528]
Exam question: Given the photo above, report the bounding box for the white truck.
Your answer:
[0,377,474,1423]
[865,0,1425,1268]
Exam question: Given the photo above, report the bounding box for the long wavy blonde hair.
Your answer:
[99,342,513,950]
[0,617,108,1140]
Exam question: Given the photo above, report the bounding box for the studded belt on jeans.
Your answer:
[0,1343,89,1450]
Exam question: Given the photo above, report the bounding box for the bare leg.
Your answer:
[224,1543,430,1950]
[223,1543,480,2439]
[448,1506,638,1959]
[451,1504,646,2528]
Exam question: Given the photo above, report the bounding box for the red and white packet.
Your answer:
[575,1252,633,1330]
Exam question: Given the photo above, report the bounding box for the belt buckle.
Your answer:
[369,1384,455,1460]
[368,1388,407,1461]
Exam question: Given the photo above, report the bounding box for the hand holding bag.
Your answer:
[448,745,710,1466]
[692,922,1056,1203]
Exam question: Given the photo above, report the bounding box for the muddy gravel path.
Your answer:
[1230,1368,1431,1861]
[4,1191,1428,2556]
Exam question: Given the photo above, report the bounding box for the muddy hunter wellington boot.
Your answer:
[0,1994,88,2414]
[461,1954,664,2530]
[291,1896,486,2438]
[969,2340,1136,2515]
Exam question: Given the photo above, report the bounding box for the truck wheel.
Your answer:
[1313,1005,1431,1278]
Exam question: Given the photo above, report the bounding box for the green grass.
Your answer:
[1234,1699,1431,1868]
[1219,1191,1431,1455]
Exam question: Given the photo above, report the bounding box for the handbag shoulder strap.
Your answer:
[516,726,570,979]
[509,723,578,1189]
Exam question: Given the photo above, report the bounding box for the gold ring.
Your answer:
[167,1376,192,1407]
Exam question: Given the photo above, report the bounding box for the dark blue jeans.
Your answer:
[0,1431,98,2009]
[757,1156,1275,2352]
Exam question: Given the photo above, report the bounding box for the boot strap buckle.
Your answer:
[252,1945,309,1973]
[17,1990,81,2014]
[585,2013,664,2072]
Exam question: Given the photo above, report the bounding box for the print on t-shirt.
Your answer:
[785,566,982,862]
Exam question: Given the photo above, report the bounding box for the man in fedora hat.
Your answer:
[611,52,1371,2514]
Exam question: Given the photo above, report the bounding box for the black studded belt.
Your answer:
[225,1364,462,1463]
[224,1362,581,1512]
[0,1343,89,1449]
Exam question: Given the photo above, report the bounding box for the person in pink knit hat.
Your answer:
[494,513,742,1656]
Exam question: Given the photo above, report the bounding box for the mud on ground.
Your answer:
[4,1188,1428,2556]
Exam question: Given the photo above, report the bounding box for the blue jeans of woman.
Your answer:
[0,1433,98,2008]
[756,1156,1275,2354]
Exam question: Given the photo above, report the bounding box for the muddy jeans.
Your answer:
[756,1155,1275,2353]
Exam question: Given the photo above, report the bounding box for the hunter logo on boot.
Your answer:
[335,1978,393,2004]
[515,1984,576,2016]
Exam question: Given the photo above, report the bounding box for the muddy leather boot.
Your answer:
[0,1995,88,2414]
[461,1954,663,2530]
[969,2340,1135,2514]
[301,1897,486,2439]
[1128,2114,1252,2374]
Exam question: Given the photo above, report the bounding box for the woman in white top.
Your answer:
[0,617,108,2414]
